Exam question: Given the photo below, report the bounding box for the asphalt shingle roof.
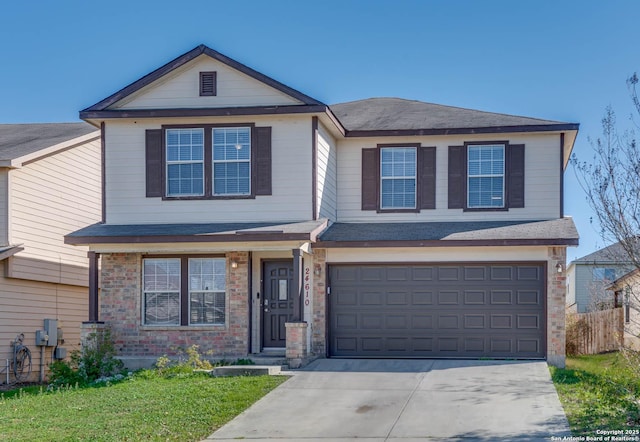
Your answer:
[319,218,579,244]
[330,98,575,133]
[0,122,96,161]
[572,240,632,264]
[66,220,328,244]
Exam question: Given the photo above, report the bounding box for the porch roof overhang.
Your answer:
[65,219,328,247]
[0,244,24,261]
[317,218,579,248]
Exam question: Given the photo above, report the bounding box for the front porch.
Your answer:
[80,245,326,370]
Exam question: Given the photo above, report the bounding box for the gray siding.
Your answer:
[572,263,633,312]
[316,122,337,221]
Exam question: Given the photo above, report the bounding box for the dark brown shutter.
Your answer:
[200,71,217,96]
[418,146,436,209]
[448,145,465,209]
[253,126,272,196]
[145,129,163,197]
[508,144,525,208]
[361,148,379,210]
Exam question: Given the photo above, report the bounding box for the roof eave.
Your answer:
[65,232,319,246]
[80,104,329,120]
[316,238,580,248]
[344,123,580,138]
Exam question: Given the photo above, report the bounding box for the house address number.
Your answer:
[304,266,311,306]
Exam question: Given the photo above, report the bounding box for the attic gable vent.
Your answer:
[199,71,217,96]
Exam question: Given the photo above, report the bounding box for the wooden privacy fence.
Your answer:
[566,308,624,355]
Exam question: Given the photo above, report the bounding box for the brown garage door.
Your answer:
[329,263,545,359]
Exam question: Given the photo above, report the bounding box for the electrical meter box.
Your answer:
[43,319,58,347]
[54,347,67,360]
[35,330,48,346]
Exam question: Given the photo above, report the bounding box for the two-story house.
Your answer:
[67,45,579,368]
[0,122,101,381]
[567,241,633,312]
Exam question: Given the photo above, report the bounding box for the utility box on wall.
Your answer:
[43,319,58,346]
[35,319,65,355]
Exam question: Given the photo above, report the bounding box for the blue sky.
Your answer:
[1,0,637,261]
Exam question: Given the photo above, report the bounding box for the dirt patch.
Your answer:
[0,382,42,393]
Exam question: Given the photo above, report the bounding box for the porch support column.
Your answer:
[292,248,304,321]
[87,251,100,322]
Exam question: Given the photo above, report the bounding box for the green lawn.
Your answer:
[0,373,287,441]
[551,352,640,435]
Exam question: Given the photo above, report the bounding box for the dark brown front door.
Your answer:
[262,261,294,348]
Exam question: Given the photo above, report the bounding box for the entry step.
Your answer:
[209,365,283,377]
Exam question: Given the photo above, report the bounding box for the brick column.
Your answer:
[548,246,567,368]
[285,322,308,368]
[80,321,106,350]
[311,248,327,356]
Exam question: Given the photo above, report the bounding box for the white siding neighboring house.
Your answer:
[0,123,101,382]
[609,269,640,350]
[566,241,633,313]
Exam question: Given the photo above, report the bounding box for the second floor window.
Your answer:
[380,147,417,209]
[166,129,205,197]
[592,267,615,281]
[148,124,271,199]
[213,127,251,195]
[467,144,505,208]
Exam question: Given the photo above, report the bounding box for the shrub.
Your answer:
[48,327,125,387]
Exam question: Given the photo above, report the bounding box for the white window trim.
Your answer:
[143,258,181,326]
[467,144,505,209]
[188,257,226,326]
[166,128,205,197]
[212,127,252,196]
[380,146,417,210]
[142,257,227,327]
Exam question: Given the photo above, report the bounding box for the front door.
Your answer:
[262,261,294,348]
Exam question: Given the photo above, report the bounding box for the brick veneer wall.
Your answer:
[311,248,327,355]
[547,246,567,368]
[100,251,249,359]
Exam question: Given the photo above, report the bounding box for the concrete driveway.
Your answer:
[206,359,570,441]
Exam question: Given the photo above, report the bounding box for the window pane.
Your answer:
[144,292,180,325]
[213,160,250,195]
[593,268,616,281]
[380,147,416,208]
[143,258,180,291]
[167,163,204,196]
[166,129,204,196]
[381,178,415,208]
[212,127,251,195]
[467,145,505,208]
[189,258,226,325]
[190,292,225,325]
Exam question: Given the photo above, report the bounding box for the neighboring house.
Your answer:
[608,269,640,349]
[566,242,633,313]
[66,44,579,368]
[0,123,101,381]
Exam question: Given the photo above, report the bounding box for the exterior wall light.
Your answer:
[555,262,563,273]
[230,261,238,269]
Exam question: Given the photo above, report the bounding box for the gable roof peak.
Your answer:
[81,43,324,115]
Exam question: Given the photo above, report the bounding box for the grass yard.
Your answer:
[551,352,640,435]
[0,373,287,441]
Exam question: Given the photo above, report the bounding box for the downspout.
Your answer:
[247,251,252,355]
[560,133,565,218]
